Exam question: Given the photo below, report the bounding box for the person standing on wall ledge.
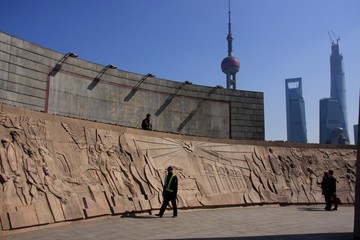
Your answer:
[155,166,178,218]
[141,113,152,130]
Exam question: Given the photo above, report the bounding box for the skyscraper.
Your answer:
[285,78,307,143]
[221,0,240,90]
[319,35,349,144]
[319,98,344,144]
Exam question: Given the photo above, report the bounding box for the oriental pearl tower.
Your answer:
[221,0,240,90]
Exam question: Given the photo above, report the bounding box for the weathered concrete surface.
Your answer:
[0,103,356,237]
[0,31,264,141]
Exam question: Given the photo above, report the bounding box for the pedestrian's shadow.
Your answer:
[297,207,325,211]
[121,212,157,219]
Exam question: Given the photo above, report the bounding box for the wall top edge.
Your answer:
[0,31,262,96]
[0,103,355,150]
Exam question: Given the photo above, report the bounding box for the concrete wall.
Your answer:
[0,32,264,140]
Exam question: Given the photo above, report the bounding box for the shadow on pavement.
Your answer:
[174,232,352,240]
[297,207,326,211]
[121,212,162,219]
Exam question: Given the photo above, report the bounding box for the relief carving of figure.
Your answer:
[24,148,45,203]
[10,130,27,170]
[95,141,118,194]
[38,147,59,174]
[106,148,129,196]
[1,137,18,172]
[43,167,72,203]
[12,170,30,205]
[0,140,16,202]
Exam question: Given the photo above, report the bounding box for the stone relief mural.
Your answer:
[0,110,357,235]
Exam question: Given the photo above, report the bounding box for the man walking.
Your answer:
[156,166,178,218]
[328,170,337,210]
[324,170,337,211]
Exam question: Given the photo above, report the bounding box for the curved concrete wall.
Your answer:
[0,32,264,140]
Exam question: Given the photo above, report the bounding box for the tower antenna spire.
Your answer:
[227,0,233,56]
[221,0,240,90]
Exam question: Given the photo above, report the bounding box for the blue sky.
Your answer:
[1,0,359,143]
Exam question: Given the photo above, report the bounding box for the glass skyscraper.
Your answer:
[285,77,307,143]
[319,39,349,144]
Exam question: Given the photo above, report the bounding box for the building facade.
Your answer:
[285,78,307,143]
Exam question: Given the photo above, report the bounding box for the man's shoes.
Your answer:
[325,208,331,211]
[155,214,162,218]
[332,208,337,211]
[172,215,177,218]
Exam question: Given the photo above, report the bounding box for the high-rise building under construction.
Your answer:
[319,35,349,144]
[285,78,307,143]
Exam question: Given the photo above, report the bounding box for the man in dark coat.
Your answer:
[155,166,178,218]
[141,113,152,130]
[324,170,337,211]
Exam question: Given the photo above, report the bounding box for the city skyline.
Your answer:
[1,0,359,143]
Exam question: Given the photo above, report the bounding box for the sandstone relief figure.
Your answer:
[1,137,19,173]
[244,154,268,203]
[306,165,317,194]
[302,155,324,202]
[340,162,356,203]
[1,137,31,206]
[84,145,106,186]
[118,134,157,199]
[94,141,118,195]
[106,148,134,198]
[88,139,140,204]
[267,148,289,196]
[0,139,17,205]
[286,155,309,202]
[306,167,319,202]
[43,167,72,203]
[38,147,60,174]
[9,131,27,169]
[88,145,99,169]
[278,156,298,202]
[0,139,12,189]
[24,148,45,203]
[11,170,30,205]
[251,151,278,202]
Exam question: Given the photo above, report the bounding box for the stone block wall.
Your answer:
[0,32,264,140]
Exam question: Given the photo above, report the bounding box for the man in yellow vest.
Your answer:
[155,166,178,218]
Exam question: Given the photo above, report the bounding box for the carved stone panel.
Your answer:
[0,107,356,236]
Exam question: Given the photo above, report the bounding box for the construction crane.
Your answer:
[328,30,340,44]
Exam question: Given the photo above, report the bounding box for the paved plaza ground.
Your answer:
[2,205,355,240]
